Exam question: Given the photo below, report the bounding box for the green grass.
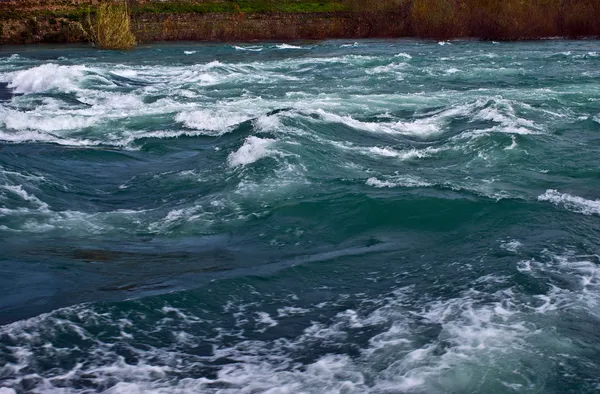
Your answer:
[133,0,347,14]
[132,2,231,14]
[1,1,348,21]
[272,2,347,13]
[37,8,89,21]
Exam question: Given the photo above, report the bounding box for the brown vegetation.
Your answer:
[80,1,136,49]
[0,0,599,45]
[406,0,600,39]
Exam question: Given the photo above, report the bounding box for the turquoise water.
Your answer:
[1,40,600,393]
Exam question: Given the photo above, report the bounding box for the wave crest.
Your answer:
[538,189,600,216]
[228,136,277,167]
[8,63,87,94]
[175,110,250,134]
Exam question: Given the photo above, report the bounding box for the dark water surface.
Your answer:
[1,40,600,393]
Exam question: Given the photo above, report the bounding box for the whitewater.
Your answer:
[1,40,600,393]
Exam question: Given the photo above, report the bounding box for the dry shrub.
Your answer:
[561,0,600,37]
[464,0,561,39]
[410,0,464,38]
[461,0,505,39]
[82,0,136,49]
[404,0,600,40]
[500,0,560,38]
[348,0,411,13]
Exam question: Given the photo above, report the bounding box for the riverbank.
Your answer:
[0,0,599,45]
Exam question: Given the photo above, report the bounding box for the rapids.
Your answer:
[1,40,600,393]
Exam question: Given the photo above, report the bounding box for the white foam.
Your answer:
[315,109,381,133]
[396,103,476,138]
[104,94,144,110]
[175,110,250,134]
[313,109,445,138]
[255,312,278,332]
[276,44,304,50]
[538,189,600,216]
[277,306,310,317]
[473,99,542,135]
[366,62,407,76]
[366,176,430,188]
[200,284,548,393]
[500,239,522,253]
[477,103,531,126]
[504,135,518,150]
[2,185,48,211]
[489,125,539,135]
[3,110,99,132]
[227,136,276,167]
[517,251,600,319]
[367,147,400,157]
[401,147,442,160]
[0,54,23,63]
[183,51,196,55]
[148,207,195,233]
[111,68,138,78]
[8,63,86,93]
[1,258,593,394]
[254,114,281,132]
[392,119,441,137]
[233,45,263,52]
[395,53,412,59]
[2,60,506,148]
[364,146,440,161]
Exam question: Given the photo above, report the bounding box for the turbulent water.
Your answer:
[1,40,600,393]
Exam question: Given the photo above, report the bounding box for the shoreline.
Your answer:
[1,36,599,51]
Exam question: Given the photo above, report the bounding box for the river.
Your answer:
[1,40,600,393]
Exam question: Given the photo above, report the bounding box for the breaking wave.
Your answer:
[228,136,278,167]
[538,190,600,216]
[1,248,598,393]
[8,63,88,94]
